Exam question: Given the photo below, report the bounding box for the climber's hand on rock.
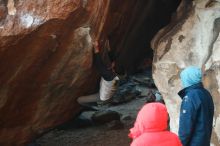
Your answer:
[93,40,100,53]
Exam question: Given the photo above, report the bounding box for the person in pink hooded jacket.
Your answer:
[129,102,182,146]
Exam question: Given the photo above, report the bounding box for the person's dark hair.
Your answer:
[145,90,165,104]
[145,91,156,103]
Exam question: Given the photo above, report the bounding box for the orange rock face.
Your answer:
[0,0,179,145]
[0,1,104,145]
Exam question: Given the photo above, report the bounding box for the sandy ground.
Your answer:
[35,91,154,146]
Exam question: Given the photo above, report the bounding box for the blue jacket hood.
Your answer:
[180,66,202,88]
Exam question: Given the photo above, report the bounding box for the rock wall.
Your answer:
[0,1,104,145]
[0,0,179,145]
[152,0,220,145]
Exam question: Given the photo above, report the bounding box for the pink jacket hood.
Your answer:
[129,102,168,139]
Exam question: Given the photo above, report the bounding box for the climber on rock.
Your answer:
[178,66,214,146]
[77,39,119,107]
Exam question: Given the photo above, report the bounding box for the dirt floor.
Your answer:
[35,96,151,146]
[34,72,156,146]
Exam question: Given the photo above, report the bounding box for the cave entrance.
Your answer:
[103,0,181,74]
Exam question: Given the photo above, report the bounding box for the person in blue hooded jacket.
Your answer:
[178,66,214,146]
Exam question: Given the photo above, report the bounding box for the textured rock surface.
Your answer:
[0,0,107,145]
[152,0,220,145]
[0,0,179,145]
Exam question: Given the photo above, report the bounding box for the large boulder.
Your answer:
[0,0,179,145]
[0,0,107,145]
[152,0,220,145]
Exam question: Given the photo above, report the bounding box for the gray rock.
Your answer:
[91,110,121,125]
[121,115,132,121]
[106,120,124,130]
